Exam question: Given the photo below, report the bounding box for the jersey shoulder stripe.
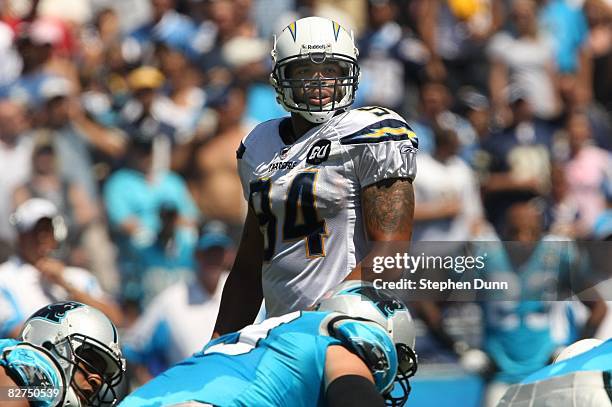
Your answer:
[339,118,418,146]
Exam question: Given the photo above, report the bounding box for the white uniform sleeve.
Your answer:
[0,289,23,337]
[63,267,105,299]
[341,113,418,188]
[122,293,169,364]
[236,139,253,201]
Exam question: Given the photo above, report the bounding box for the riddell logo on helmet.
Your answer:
[305,44,326,50]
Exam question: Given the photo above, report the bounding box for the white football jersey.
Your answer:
[237,107,418,316]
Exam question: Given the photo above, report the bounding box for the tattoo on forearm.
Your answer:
[362,178,414,237]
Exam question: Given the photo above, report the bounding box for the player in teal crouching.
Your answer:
[120,281,418,407]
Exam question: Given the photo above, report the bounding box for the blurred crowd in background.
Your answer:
[0,0,611,404]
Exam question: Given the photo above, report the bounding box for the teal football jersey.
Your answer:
[120,310,397,407]
[473,236,581,383]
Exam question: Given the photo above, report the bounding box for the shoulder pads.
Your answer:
[1,343,65,406]
[328,316,398,394]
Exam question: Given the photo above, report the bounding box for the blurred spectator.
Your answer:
[122,225,232,381]
[33,78,125,295]
[252,0,295,39]
[410,80,477,156]
[135,201,197,308]
[94,7,122,48]
[274,0,361,39]
[120,66,175,172]
[103,134,199,306]
[125,0,197,63]
[474,201,605,406]
[488,0,560,120]
[79,8,123,80]
[0,99,32,243]
[192,0,243,73]
[154,42,208,145]
[0,20,21,86]
[13,134,98,262]
[458,87,498,166]
[194,85,252,238]
[39,76,126,198]
[0,23,56,106]
[417,0,504,92]
[585,0,612,111]
[546,163,580,237]
[539,0,590,77]
[479,90,557,232]
[0,198,122,338]
[413,127,483,242]
[562,109,612,235]
[357,0,429,116]
[592,176,612,240]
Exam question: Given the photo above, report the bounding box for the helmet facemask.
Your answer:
[271,51,359,123]
[47,334,125,406]
[384,343,418,407]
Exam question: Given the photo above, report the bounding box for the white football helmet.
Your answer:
[554,338,603,363]
[20,302,126,406]
[316,281,417,406]
[270,16,360,124]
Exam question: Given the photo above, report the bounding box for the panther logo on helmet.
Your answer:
[342,285,406,317]
[30,301,84,323]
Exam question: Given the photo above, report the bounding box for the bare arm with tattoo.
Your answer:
[347,178,415,281]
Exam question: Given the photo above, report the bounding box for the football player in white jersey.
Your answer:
[214,16,418,335]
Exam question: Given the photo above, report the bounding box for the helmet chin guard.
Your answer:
[270,17,360,124]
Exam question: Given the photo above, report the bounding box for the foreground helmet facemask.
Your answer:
[47,334,125,406]
[316,281,418,407]
[271,16,360,124]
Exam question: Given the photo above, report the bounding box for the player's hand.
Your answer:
[35,257,67,287]
[459,348,493,376]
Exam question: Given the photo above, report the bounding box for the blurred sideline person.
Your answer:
[103,134,199,310]
[0,198,122,338]
[418,200,606,407]
[476,201,605,406]
[13,134,98,263]
[0,301,126,406]
[214,16,418,336]
[498,338,612,406]
[120,281,417,407]
[122,226,233,381]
